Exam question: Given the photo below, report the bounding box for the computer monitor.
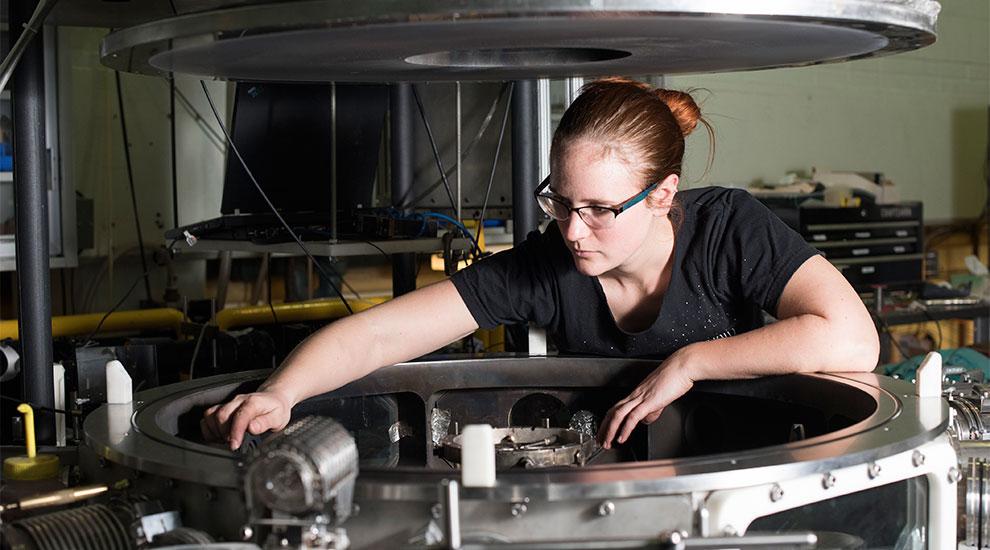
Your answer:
[220,82,388,216]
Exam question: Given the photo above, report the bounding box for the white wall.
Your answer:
[57,27,227,311]
[668,0,988,222]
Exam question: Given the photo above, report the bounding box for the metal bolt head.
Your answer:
[510,502,528,517]
[240,526,254,541]
[949,466,962,483]
[912,450,925,467]
[658,529,685,546]
[597,500,616,517]
[769,484,784,502]
[867,462,881,479]
[430,503,442,520]
[822,472,836,489]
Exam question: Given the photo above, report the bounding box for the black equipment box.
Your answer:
[760,196,923,290]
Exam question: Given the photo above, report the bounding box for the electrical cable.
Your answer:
[411,85,459,214]
[0,0,59,94]
[476,81,514,246]
[80,265,160,347]
[199,80,353,314]
[113,71,153,303]
[872,311,913,363]
[170,77,179,229]
[187,321,209,381]
[0,394,71,416]
[919,306,944,351]
[397,84,510,209]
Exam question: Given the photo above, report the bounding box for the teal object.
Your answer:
[883,348,990,382]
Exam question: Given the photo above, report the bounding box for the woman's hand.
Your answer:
[597,348,698,449]
[201,389,293,450]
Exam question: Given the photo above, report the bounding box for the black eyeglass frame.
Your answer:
[532,175,662,227]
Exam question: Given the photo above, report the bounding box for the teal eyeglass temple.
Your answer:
[533,175,661,218]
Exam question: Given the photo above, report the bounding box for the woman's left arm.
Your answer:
[599,255,879,448]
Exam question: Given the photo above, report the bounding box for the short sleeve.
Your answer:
[450,229,560,329]
[711,190,819,315]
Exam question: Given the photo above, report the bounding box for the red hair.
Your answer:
[550,78,713,199]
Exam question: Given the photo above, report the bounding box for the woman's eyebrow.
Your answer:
[549,186,615,205]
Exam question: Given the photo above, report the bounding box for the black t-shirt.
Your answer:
[450,187,819,359]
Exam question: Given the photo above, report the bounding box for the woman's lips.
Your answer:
[571,249,595,258]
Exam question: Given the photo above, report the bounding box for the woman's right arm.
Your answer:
[201,279,479,449]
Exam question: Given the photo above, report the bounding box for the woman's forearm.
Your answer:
[259,280,480,407]
[681,312,879,383]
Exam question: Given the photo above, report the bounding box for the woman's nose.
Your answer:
[561,212,591,241]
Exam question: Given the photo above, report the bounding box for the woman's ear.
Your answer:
[648,174,679,214]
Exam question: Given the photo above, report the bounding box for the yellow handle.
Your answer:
[16,404,36,458]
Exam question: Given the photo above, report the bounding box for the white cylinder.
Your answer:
[460,424,496,488]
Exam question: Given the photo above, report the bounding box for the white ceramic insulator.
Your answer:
[460,424,496,488]
[105,360,133,404]
[915,351,942,398]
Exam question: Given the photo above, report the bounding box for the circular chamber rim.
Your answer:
[83,357,949,502]
[98,0,939,81]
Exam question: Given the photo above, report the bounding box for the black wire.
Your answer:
[872,311,913,363]
[0,395,72,416]
[170,77,179,229]
[199,81,353,315]
[477,82,514,244]
[114,71,153,303]
[80,264,159,347]
[187,321,208,380]
[397,84,510,209]
[919,307,944,351]
[411,85,459,213]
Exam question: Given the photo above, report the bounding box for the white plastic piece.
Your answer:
[105,359,133,404]
[460,424,496,488]
[53,363,66,446]
[915,351,942,398]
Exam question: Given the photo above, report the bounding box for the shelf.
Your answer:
[171,237,472,258]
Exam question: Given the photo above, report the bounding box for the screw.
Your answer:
[769,484,784,502]
[431,503,442,520]
[868,462,881,479]
[598,501,615,517]
[241,526,254,541]
[912,450,925,467]
[949,466,962,483]
[510,502,528,517]
[822,472,836,489]
[205,488,217,501]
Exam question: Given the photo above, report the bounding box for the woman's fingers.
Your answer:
[598,397,643,448]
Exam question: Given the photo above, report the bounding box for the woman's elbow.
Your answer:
[837,320,880,372]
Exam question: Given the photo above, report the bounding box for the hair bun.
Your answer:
[654,89,700,138]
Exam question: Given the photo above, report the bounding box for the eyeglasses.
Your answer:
[533,175,660,229]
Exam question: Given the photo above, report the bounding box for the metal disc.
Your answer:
[100,0,940,81]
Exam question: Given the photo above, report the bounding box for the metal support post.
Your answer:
[390,83,417,296]
[11,0,55,444]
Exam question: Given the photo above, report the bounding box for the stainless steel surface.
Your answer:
[84,358,948,495]
[173,237,472,258]
[440,427,598,469]
[99,0,939,82]
[246,416,357,519]
[81,357,952,547]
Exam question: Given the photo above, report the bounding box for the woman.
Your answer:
[202,78,879,451]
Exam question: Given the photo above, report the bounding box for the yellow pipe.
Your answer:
[18,404,36,458]
[0,308,184,341]
[215,297,388,331]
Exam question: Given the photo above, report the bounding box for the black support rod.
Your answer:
[389,83,417,297]
[508,80,541,353]
[11,0,55,443]
[511,80,540,245]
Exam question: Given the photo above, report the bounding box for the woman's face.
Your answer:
[553,140,671,277]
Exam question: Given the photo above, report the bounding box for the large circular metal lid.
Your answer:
[100,0,940,82]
